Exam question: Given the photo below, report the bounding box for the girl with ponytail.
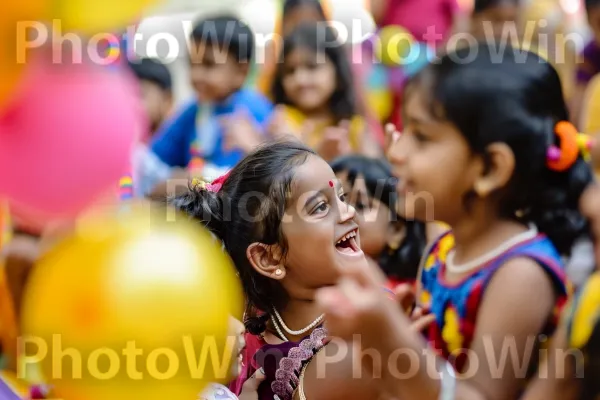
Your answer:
[315,43,595,400]
[170,140,394,400]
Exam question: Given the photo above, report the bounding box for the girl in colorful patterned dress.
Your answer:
[170,140,391,400]
[315,43,594,400]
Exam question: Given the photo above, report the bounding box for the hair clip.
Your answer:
[191,177,208,191]
[546,121,594,172]
[191,171,231,193]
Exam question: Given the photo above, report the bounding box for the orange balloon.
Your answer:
[0,1,47,110]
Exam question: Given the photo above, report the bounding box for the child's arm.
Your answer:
[520,324,580,400]
[317,257,557,400]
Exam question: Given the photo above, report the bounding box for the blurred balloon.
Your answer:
[53,0,158,33]
[21,203,243,400]
[0,52,143,230]
[0,1,46,110]
[375,25,416,66]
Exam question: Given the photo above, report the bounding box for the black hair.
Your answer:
[127,58,172,92]
[330,155,427,281]
[405,42,593,256]
[169,140,317,334]
[282,0,327,18]
[190,15,254,63]
[473,0,519,13]
[272,23,356,122]
[585,0,600,13]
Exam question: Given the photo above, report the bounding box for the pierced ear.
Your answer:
[246,242,285,280]
[473,143,515,198]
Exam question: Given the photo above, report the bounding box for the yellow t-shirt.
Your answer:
[281,106,365,152]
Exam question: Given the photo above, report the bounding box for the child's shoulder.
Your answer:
[234,88,274,123]
[235,88,273,109]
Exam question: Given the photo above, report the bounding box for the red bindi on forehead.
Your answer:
[328,180,334,188]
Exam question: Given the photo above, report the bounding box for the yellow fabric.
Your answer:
[569,272,600,350]
[580,75,600,178]
[281,105,364,151]
[581,75,600,136]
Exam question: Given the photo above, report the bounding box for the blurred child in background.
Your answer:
[256,0,329,96]
[269,24,381,161]
[470,0,520,40]
[571,0,600,126]
[128,58,174,138]
[330,155,428,288]
[150,15,273,184]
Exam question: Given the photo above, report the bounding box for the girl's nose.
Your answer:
[387,132,408,167]
[336,196,356,223]
[295,68,311,85]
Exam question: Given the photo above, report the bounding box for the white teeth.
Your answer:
[336,230,356,245]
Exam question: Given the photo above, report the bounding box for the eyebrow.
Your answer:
[303,181,341,210]
[304,189,326,210]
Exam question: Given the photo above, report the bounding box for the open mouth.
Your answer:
[335,228,361,254]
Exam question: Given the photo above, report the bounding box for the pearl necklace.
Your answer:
[271,317,289,342]
[446,225,538,274]
[271,308,324,338]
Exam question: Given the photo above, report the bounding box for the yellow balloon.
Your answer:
[375,25,416,67]
[21,203,243,400]
[53,0,159,33]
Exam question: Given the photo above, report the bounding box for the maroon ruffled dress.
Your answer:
[229,327,327,400]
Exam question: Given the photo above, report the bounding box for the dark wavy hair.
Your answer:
[330,155,427,281]
[473,0,520,13]
[405,42,593,255]
[586,0,600,12]
[282,0,327,19]
[169,140,317,334]
[271,23,357,123]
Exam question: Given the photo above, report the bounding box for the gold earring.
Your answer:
[388,242,400,254]
[474,181,489,197]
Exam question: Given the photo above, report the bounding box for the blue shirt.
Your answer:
[150,88,273,169]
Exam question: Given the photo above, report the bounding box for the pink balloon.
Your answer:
[0,56,142,227]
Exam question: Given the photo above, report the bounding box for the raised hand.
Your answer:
[222,109,263,153]
[317,120,353,161]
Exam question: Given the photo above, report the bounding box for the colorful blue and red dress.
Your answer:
[419,231,570,372]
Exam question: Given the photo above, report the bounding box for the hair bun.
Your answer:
[168,184,225,239]
[244,313,269,335]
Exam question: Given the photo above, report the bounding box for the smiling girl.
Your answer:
[170,141,392,400]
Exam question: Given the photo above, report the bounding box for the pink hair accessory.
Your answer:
[546,146,561,162]
[191,171,231,193]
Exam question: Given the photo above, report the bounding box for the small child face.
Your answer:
[189,42,248,103]
[139,80,172,134]
[282,5,325,37]
[471,3,519,40]
[227,317,245,380]
[282,47,336,115]
[335,172,395,259]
